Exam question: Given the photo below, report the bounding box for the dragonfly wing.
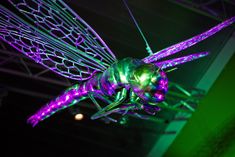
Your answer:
[143,16,235,63]
[0,5,103,80]
[154,52,209,69]
[9,0,117,66]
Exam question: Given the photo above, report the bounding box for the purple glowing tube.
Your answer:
[143,16,235,63]
[27,84,87,127]
[155,51,209,69]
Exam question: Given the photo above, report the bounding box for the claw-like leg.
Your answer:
[91,88,127,119]
[89,93,117,122]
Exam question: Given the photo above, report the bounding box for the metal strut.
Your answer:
[122,0,153,55]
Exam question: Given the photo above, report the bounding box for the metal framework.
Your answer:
[0,42,72,85]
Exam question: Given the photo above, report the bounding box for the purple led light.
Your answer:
[159,79,168,91]
[154,92,164,101]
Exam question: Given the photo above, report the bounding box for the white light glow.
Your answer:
[74,113,84,120]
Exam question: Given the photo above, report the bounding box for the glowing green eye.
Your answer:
[151,76,157,82]
[139,73,149,82]
[120,73,128,83]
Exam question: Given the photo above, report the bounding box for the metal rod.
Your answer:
[34,69,50,77]
[20,58,32,76]
[0,68,69,87]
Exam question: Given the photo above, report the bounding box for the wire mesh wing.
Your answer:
[1,0,117,80]
[154,52,209,69]
[143,16,235,63]
[0,6,100,80]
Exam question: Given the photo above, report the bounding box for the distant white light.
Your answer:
[74,113,84,121]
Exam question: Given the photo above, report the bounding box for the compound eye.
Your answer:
[158,79,168,92]
[154,91,165,102]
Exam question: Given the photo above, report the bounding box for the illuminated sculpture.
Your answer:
[0,0,234,127]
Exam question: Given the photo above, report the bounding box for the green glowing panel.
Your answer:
[164,53,235,157]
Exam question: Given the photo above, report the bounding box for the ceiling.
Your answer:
[0,0,234,157]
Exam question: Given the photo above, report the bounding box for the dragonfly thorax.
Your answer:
[129,63,168,103]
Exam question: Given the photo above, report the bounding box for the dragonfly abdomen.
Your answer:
[27,84,89,126]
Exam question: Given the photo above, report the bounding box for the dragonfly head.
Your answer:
[130,63,168,103]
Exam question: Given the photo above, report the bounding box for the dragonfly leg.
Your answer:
[91,88,127,120]
[129,91,143,109]
[130,112,149,120]
[130,91,161,115]
[88,93,117,122]
[118,91,151,119]
[88,93,103,111]
[115,104,149,120]
[120,110,149,119]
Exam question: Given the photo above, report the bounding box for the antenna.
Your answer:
[122,0,153,55]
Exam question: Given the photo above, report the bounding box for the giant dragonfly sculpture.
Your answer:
[0,0,234,127]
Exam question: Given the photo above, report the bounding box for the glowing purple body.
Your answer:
[28,58,168,126]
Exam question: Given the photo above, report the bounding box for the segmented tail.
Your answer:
[27,84,87,127]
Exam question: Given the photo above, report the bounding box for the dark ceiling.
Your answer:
[1,0,235,157]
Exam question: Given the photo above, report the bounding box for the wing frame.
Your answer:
[8,0,117,65]
[143,16,235,63]
[154,51,209,69]
[1,0,120,80]
[0,5,109,80]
